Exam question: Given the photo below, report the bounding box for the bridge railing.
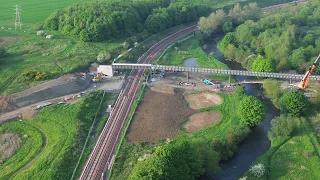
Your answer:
[111,63,320,81]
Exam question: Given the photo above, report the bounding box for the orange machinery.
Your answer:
[297,54,320,90]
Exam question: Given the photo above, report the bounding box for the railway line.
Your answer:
[79,1,309,179]
[79,25,197,180]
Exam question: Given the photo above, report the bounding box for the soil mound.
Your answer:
[181,111,222,133]
[185,91,223,109]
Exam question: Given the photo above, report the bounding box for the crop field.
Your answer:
[0,92,114,180]
[245,118,320,179]
[0,0,91,27]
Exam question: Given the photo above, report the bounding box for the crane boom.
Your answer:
[297,54,320,90]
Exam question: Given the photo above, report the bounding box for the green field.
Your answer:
[244,118,320,180]
[0,92,115,180]
[0,29,121,94]
[0,0,91,28]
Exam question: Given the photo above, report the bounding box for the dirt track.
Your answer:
[126,89,195,142]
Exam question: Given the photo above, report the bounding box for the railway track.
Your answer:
[79,1,306,178]
[79,25,197,180]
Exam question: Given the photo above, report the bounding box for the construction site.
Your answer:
[0,68,125,123]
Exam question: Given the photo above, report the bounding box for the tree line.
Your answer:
[44,0,211,42]
[205,1,320,73]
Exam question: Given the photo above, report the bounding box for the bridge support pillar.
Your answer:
[289,79,292,84]
[187,72,189,82]
[229,75,231,86]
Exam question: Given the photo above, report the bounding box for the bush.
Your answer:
[0,47,6,58]
[23,70,48,81]
[225,126,250,145]
[97,52,111,64]
[238,96,265,127]
[271,115,296,137]
[211,138,237,161]
[280,90,308,116]
[250,163,265,178]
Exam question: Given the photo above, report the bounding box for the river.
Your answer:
[197,40,280,180]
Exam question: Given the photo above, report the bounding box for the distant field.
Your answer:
[0,0,91,27]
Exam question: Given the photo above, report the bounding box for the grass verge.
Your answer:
[243,118,320,180]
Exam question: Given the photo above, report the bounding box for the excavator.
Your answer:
[296,54,320,90]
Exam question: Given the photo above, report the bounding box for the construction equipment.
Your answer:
[204,79,214,85]
[296,54,320,90]
[179,81,196,87]
[92,72,105,83]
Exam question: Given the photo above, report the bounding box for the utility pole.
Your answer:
[14,5,22,31]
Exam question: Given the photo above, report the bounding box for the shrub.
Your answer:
[250,163,265,178]
[211,138,237,161]
[238,96,265,127]
[23,70,48,81]
[271,115,296,137]
[0,47,6,58]
[226,126,250,145]
[280,90,308,116]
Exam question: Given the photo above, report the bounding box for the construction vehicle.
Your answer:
[179,81,196,87]
[92,72,105,83]
[296,54,320,90]
[204,79,214,85]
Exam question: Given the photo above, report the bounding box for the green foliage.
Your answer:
[225,125,251,144]
[0,47,6,58]
[238,96,265,127]
[211,138,237,161]
[219,1,320,72]
[44,1,211,42]
[23,70,48,81]
[262,79,282,108]
[245,117,320,180]
[251,56,275,72]
[270,115,297,137]
[129,139,205,180]
[280,90,308,116]
[219,32,236,51]
[97,52,111,64]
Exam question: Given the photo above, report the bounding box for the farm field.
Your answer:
[0,92,115,180]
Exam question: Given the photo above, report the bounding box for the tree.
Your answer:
[270,115,296,137]
[97,52,111,64]
[251,56,275,72]
[290,48,306,70]
[129,139,205,180]
[238,96,265,127]
[262,79,282,108]
[0,47,6,58]
[280,90,308,116]
[219,32,236,51]
[250,164,265,178]
[222,19,233,33]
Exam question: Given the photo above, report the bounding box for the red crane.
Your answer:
[297,54,320,90]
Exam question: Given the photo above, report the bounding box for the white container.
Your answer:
[108,105,112,109]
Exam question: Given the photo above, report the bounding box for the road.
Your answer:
[79,1,309,179]
[79,25,197,180]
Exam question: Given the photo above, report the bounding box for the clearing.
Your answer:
[126,88,195,142]
[185,91,223,109]
[181,111,222,133]
[0,132,22,163]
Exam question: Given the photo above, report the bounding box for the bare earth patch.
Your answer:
[126,90,195,142]
[150,85,175,95]
[0,132,22,163]
[0,37,25,46]
[185,91,223,109]
[181,111,222,133]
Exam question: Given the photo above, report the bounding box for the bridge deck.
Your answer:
[112,63,320,81]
